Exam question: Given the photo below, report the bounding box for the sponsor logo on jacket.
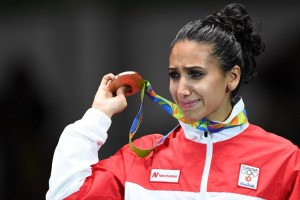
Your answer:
[150,169,180,183]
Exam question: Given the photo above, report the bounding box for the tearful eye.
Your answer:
[168,71,180,79]
[189,70,203,78]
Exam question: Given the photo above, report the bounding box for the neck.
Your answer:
[206,97,233,122]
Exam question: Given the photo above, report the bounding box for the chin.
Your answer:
[181,107,205,122]
[183,114,202,122]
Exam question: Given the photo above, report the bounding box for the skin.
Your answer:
[92,73,128,118]
[168,40,240,122]
[92,40,240,122]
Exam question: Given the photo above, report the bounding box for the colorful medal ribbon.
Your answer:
[129,80,248,158]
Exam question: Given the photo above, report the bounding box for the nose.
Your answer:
[177,77,192,97]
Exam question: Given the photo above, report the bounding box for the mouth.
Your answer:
[179,99,201,109]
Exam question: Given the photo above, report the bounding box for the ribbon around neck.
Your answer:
[128,80,248,158]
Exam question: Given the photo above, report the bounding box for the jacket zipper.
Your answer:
[200,132,213,199]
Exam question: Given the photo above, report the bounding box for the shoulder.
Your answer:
[131,133,164,149]
[114,133,165,158]
[244,124,299,152]
[117,126,183,158]
[130,125,183,148]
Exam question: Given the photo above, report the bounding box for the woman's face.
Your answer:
[169,40,233,122]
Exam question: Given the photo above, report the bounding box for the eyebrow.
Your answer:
[168,66,205,70]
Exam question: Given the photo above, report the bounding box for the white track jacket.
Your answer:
[46,100,300,200]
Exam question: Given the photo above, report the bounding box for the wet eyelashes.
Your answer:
[168,70,204,80]
[189,70,203,78]
[168,71,180,79]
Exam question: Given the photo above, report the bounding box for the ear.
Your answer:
[227,65,241,91]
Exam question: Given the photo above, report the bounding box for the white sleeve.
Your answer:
[46,108,112,200]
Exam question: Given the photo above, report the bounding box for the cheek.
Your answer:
[203,79,227,103]
[198,79,223,101]
[206,75,227,92]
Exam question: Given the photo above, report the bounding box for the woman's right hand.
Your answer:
[92,73,128,118]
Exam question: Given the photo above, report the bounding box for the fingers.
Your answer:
[92,73,128,118]
[100,73,115,90]
[95,73,116,98]
[101,73,115,85]
[116,86,127,98]
[115,86,128,111]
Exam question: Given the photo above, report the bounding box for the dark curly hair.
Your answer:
[170,3,265,98]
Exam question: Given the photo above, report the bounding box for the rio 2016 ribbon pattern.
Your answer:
[129,80,248,158]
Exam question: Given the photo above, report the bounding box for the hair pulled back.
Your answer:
[170,3,265,98]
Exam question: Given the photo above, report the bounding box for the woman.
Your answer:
[47,3,299,200]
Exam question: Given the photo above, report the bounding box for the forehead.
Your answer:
[169,40,218,67]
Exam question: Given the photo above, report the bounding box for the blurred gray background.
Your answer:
[0,0,299,199]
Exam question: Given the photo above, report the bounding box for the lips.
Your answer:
[179,99,201,109]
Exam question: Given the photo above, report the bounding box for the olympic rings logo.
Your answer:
[241,167,258,182]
